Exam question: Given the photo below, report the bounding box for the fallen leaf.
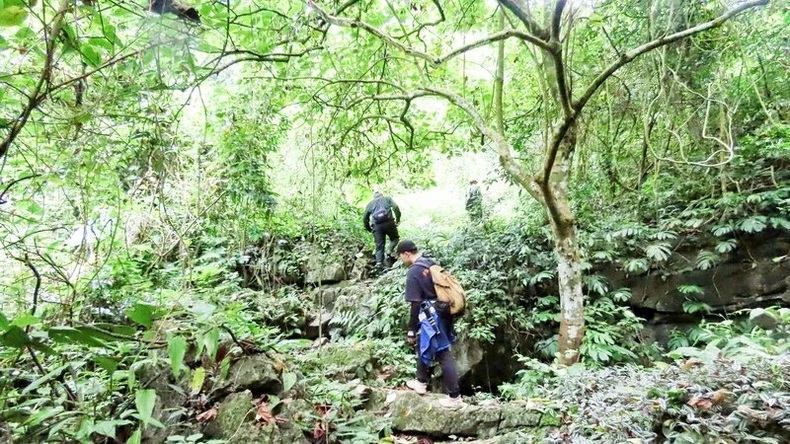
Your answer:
[255,398,286,425]
[710,389,730,405]
[688,397,713,410]
[196,407,217,423]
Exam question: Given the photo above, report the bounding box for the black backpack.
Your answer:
[371,198,393,223]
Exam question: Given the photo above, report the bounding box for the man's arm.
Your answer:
[407,301,421,334]
[362,204,372,232]
[405,272,422,334]
[390,198,401,223]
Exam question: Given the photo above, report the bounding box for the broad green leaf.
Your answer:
[135,389,157,422]
[190,367,205,394]
[739,216,767,233]
[77,324,133,342]
[15,199,42,216]
[202,328,220,360]
[715,239,737,253]
[0,325,31,348]
[92,419,131,438]
[48,326,106,347]
[93,323,137,337]
[12,314,40,328]
[0,5,27,27]
[80,43,101,67]
[168,335,187,378]
[92,356,119,373]
[282,371,297,392]
[127,429,142,444]
[125,302,160,328]
[645,243,671,262]
[0,312,9,330]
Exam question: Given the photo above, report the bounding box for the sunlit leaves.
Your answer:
[124,302,163,329]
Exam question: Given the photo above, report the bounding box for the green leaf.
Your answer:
[190,367,205,395]
[168,335,187,378]
[80,43,101,67]
[0,312,9,330]
[135,389,157,423]
[282,371,297,392]
[127,429,142,444]
[92,420,131,438]
[48,326,106,347]
[93,323,137,337]
[712,224,733,237]
[715,239,737,253]
[739,216,767,233]
[0,325,31,348]
[92,356,119,373]
[769,217,790,230]
[125,302,160,328]
[12,314,40,328]
[645,243,671,262]
[15,199,42,216]
[201,328,220,360]
[0,5,27,27]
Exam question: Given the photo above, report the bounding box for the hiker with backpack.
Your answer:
[362,190,401,268]
[396,239,466,409]
[465,179,483,222]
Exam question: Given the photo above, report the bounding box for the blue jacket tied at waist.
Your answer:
[418,302,456,366]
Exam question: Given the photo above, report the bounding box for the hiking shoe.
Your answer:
[405,380,427,395]
[439,396,466,409]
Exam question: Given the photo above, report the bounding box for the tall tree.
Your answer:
[303,0,769,364]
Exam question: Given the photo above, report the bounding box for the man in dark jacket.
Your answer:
[362,191,401,267]
[396,240,465,409]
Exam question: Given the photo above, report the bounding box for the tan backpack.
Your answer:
[427,264,466,317]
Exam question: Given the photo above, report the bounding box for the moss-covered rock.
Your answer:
[207,391,309,444]
[386,391,550,439]
[296,340,376,382]
[213,354,283,396]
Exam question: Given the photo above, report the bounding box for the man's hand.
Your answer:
[407,331,416,345]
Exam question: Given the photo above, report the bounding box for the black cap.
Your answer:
[396,240,418,254]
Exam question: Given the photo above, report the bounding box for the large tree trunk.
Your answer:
[544,121,584,365]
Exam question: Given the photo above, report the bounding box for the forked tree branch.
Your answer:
[354,87,542,200]
[0,0,70,159]
[540,0,769,187]
[551,0,567,40]
[421,87,542,201]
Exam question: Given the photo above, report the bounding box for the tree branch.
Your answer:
[0,0,70,159]
[551,0,567,41]
[574,0,768,113]
[419,87,543,201]
[439,29,554,61]
[497,0,548,39]
[0,174,40,204]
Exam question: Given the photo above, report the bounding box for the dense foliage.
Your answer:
[1,0,788,442]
